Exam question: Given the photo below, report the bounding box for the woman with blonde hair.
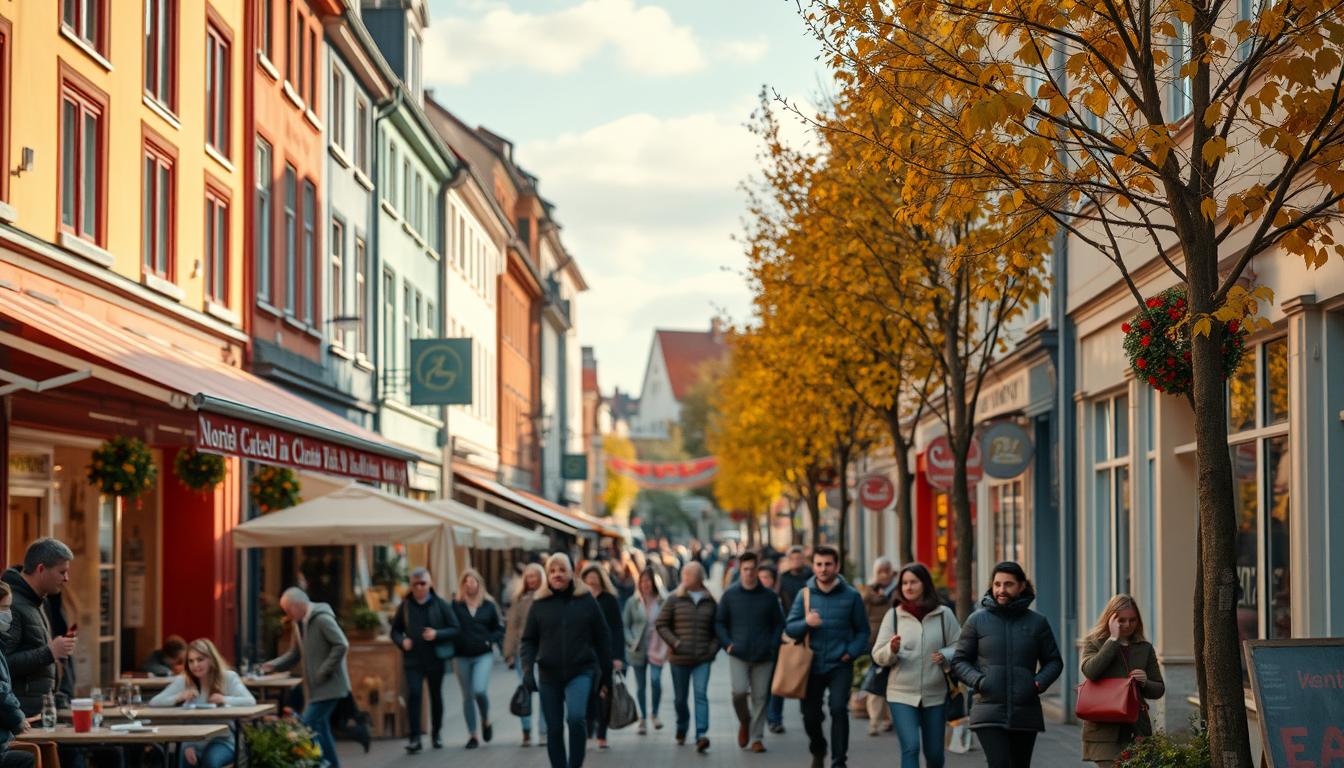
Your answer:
[149,638,256,767]
[622,567,666,734]
[452,568,504,749]
[1080,595,1165,767]
[504,562,547,746]
[521,553,613,768]
[579,563,624,749]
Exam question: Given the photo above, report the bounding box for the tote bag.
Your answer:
[1075,646,1142,723]
[771,588,814,699]
[607,672,639,729]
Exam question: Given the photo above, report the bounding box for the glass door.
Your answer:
[97,496,119,687]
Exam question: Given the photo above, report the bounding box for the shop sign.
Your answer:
[981,422,1035,479]
[1245,639,1344,768]
[195,412,409,486]
[925,435,982,491]
[859,474,895,511]
[8,452,51,482]
[561,453,588,480]
[410,339,472,406]
[980,370,1030,419]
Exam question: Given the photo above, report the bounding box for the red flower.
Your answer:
[1176,298,1186,309]
[1227,319,1240,333]
[1141,335,1152,347]
[1147,297,1162,308]
[1183,351,1192,360]
[1121,322,1132,333]
[1167,357,1177,367]
[1139,319,1152,331]
[1147,376,1158,386]
[1169,308,1182,320]
[1137,358,1148,369]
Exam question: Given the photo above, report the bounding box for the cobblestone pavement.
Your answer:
[338,655,1085,767]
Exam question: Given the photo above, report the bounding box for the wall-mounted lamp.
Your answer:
[12,148,35,177]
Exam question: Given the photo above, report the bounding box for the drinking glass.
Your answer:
[90,688,104,729]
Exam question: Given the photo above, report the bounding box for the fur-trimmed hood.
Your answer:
[533,576,589,602]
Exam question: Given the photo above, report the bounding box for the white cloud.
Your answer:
[424,0,707,85]
[716,37,769,64]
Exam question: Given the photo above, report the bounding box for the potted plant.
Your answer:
[87,435,157,499]
[244,716,323,768]
[173,448,227,493]
[343,604,383,641]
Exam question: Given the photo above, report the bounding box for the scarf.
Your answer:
[901,600,932,622]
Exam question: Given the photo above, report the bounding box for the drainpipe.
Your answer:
[370,85,405,435]
[1054,217,1079,722]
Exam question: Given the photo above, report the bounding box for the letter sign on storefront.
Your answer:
[1245,639,1344,768]
[981,422,1035,479]
[195,412,409,486]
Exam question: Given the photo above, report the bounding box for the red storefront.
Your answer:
[915,447,977,594]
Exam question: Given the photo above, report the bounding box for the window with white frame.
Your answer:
[355,237,367,357]
[330,217,345,346]
[1228,336,1291,644]
[1093,392,1132,595]
[990,478,1026,565]
[354,96,370,175]
[1170,21,1193,120]
[329,66,345,152]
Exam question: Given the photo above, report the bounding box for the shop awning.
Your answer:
[0,284,415,485]
[427,499,549,551]
[453,473,620,539]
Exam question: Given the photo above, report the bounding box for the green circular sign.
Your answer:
[415,343,463,392]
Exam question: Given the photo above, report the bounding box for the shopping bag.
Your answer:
[607,673,638,730]
[771,588,813,699]
[509,684,531,718]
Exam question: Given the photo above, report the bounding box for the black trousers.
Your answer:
[0,749,35,768]
[975,727,1039,768]
[405,663,446,740]
[801,663,853,766]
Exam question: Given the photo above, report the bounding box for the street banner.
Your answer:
[195,412,409,486]
[410,338,473,405]
[606,456,719,489]
[1245,638,1344,768]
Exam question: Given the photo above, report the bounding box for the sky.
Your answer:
[423,0,830,394]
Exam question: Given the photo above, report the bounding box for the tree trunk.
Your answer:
[950,454,974,621]
[887,414,916,565]
[837,454,852,574]
[1194,523,1209,724]
[746,508,761,550]
[1187,270,1253,767]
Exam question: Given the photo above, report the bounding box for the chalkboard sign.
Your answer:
[1244,639,1344,768]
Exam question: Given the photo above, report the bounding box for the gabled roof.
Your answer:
[655,329,728,401]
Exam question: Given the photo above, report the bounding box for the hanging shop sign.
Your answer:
[195,412,409,486]
[925,435,982,491]
[561,453,588,480]
[859,474,896,511]
[606,456,719,490]
[981,422,1035,479]
[410,338,473,406]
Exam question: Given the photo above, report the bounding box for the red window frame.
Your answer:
[61,0,108,55]
[144,0,178,111]
[205,176,231,306]
[57,63,108,246]
[0,16,11,203]
[141,126,177,280]
[205,8,232,157]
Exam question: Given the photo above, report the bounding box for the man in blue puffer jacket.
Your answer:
[785,545,868,768]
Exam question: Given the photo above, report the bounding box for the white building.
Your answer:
[537,220,587,505]
[630,321,727,441]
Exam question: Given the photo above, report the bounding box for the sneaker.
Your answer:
[521,732,531,747]
[482,722,493,743]
[868,725,880,736]
[404,739,423,754]
[465,737,479,749]
[431,734,443,749]
[676,733,686,746]
[652,716,664,730]
[738,723,749,748]
[696,737,710,753]
[637,720,647,735]
[598,739,609,750]
[810,754,824,768]
[767,723,785,735]
[750,741,766,753]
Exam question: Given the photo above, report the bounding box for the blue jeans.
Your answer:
[767,693,784,726]
[632,662,663,720]
[890,702,946,768]
[302,698,341,768]
[669,662,711,739]
[180,738,234,768]
[454,653,493,735]
[515,660,547,734]
[540,673,595,768]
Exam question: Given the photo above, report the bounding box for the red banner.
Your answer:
[195,412,409,487]
[606,456,719,489]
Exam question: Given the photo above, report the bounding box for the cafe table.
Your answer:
[117,673,303,700]
[16,723,229,764]
[131,703,277,766]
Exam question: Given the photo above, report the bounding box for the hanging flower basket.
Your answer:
[250,466,301,513]
[1121,287,1248,396]
[87,436,158,499]
[173,448,227,493]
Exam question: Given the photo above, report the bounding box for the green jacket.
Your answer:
[268,603,351,703]
[1080,637,1165,761]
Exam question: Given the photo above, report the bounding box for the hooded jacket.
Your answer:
[951,590,1064,731]
[784,575,869,674]
[655,586,719,666]
[0,567,56,714]
[390,589,458,668]
[715,581,784,663]
[520,579,612,687]
[266,602,352,703]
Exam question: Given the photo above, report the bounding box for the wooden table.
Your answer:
[16,723,229,764]
[113,676,174,691]
[131,703,276,766]
[116,674,302,700]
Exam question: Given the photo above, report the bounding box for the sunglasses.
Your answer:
[411,582,429,587]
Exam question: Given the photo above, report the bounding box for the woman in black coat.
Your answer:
[951,562,1064,768]
[521,554,613,768]
[579,564,624,749]
[452,569,504,749]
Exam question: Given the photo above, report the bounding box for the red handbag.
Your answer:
[1075,646,1142,723]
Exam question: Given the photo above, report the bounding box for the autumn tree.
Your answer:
[602,434,640,522]
[804,0,1344,756]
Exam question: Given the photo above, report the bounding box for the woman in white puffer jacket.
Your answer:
[871,563,960,768]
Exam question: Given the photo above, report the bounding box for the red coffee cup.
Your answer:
[72,698,93,733]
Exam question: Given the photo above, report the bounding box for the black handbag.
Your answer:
[861,662,891,696]
[509,684,531,717]
[944,671,968,722]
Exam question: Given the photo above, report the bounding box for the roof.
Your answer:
[655,329,728,401]
[582,367,598,393]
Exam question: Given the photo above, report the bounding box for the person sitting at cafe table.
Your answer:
[0,582,35,768]
[142,636,188,678]
[149,638,256,768]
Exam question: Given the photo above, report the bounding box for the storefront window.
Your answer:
[1093,394,1131,595]
[990,480,1025,565]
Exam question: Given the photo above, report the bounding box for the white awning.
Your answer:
[427,499,549,551]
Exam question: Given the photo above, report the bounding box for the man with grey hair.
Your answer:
[261,587,351,766]
[389,568,457,753]
[861,556,898,734]
[2,538,76,715]
[656,561,720,753]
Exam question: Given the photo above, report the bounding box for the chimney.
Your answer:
[710,317,724,340]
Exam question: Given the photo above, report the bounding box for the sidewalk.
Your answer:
[339,654,1085,767]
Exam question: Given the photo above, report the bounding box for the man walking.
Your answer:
[714,551,783,753]
[655,561,718,753]
[785,545,869,768]
[1,539,76,715]
[390,568,458,753]
[769,545,813,733]
[262,587,351,767]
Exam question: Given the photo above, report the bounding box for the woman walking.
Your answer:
[871,563,960,768]
[623,567,666,735]
[504,563,546,746]
[149,638,256,767]
[1080,595,1165,767]
[579,563,625,749]
[951,561,1064,768]
[452,568,504,749]
[521,553,613,768]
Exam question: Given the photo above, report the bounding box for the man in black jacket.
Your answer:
[390,568,459,753]
[715,551,784,753]
[0,539,75,715]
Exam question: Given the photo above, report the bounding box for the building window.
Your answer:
[990,478,1026,565]
[413,291,423,340]
[413,172,423,234]
[284,3,292,81]
[144,0,178,110]
[60,77,105,244]
[142,137,175,279]
[0,18,11,203]
[205,19,231,156]
[283,165,296,314]
[407,31,421,99]
[330,217,345,345]
[1229,337,1291,645]
[258,0,271,60]
[382,268,396,375]
[255,139,273,302]
[302,180,315,323]
[402,158,411,218]
[330,66,345,151]
[355,237,367,356]
[62,0,106,54]
[205,185,229,305]
[291,9,302,92]
[1092,392,1131,595]
[403,281,412,381]
[354,96,370,174]
[307,28,317,108]
[1170,21,1193,120]
[386,143,398,207]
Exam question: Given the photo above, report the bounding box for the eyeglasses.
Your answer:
[411,582,429,587]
